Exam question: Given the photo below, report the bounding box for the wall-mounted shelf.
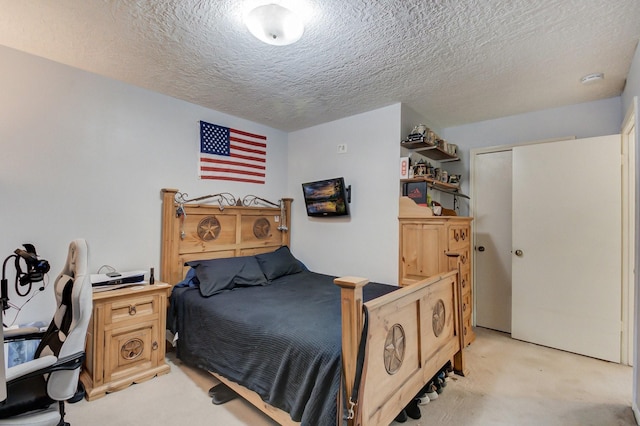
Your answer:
[401,140,459,162]
[401,177,469,199]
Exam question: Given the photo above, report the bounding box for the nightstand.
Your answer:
[80,283,171,400]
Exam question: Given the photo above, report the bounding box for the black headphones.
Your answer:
[14,243,50,294]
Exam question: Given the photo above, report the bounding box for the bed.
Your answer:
[160,188,466,426]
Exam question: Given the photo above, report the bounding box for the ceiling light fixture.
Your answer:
[580,73,604,85]
[245,3,304,46]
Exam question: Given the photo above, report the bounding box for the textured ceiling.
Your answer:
[1,0,640,132]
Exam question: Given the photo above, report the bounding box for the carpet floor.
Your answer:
[65,327,636,425]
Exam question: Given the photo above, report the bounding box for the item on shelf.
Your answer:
[405,134,425,142]
[426,130,437,145]
[404,124,442,147]
[426,165,434,178]
[401,132,459,162]
[403,181,428,206]
[412,124,428,135]
[400,157,410,179]
[431,201,442,216]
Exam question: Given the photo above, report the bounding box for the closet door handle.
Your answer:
[477,246,485,252]
[514,249,523,257]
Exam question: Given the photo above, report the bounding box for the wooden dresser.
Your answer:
[80,283,171,400]
[398,197,475,346]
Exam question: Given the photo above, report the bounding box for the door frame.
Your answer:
[622,99,637,366]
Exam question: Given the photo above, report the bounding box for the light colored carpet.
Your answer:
[65,328,637,425]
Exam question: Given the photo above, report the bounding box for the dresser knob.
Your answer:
[152,341,159,350]
[129,305,137,315]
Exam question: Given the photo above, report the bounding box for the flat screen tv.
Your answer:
[301,177,350,217]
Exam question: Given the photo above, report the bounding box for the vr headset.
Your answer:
[14,243,50,287]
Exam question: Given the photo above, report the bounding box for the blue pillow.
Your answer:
[255,246,305,281]
[175,268,199,288]
[187,256,267,297]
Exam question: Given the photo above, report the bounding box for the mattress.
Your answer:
[169,270,396,425]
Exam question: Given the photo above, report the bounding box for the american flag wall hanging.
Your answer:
[199,121,267,184]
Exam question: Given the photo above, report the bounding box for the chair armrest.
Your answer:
[52,352,85,372]
[3,326,44,340]
[6,352,85,384]
[6,354,57,382]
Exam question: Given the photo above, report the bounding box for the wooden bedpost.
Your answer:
[161,188,180,284]
[334,276,369,426]
[280,198,293,247]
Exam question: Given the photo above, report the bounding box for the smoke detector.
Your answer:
[580,73,604,85]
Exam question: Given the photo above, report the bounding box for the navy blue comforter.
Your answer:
[169,270,395,426]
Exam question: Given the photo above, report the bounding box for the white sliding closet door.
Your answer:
[474,150,513,333]
[511,135,622,362]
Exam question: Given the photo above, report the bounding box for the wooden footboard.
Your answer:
[336,270,464,426]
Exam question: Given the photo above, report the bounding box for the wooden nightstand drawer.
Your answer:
[109,294,158,324]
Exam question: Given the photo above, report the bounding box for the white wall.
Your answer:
[442,97,623,216]
[288,104,402,284]
[623,41,640,115]
[285,96,625,285]
[0,46,288,326]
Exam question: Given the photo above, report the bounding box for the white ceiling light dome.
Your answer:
[245,3,305,46]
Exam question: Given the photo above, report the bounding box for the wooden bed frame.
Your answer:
[160,188,466,426]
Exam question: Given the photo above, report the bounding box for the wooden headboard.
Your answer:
[160,188,292,285]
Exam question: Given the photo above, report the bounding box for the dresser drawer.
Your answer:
[109,294,158,324]
[460,269,471,292]
[463,313,474,346]
[461,289,471,317]
[447,247,471,270]
[448,225,470,249]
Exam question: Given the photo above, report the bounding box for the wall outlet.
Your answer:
[337,144,348,154]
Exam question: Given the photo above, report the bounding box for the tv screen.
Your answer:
[301,177,350,217]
